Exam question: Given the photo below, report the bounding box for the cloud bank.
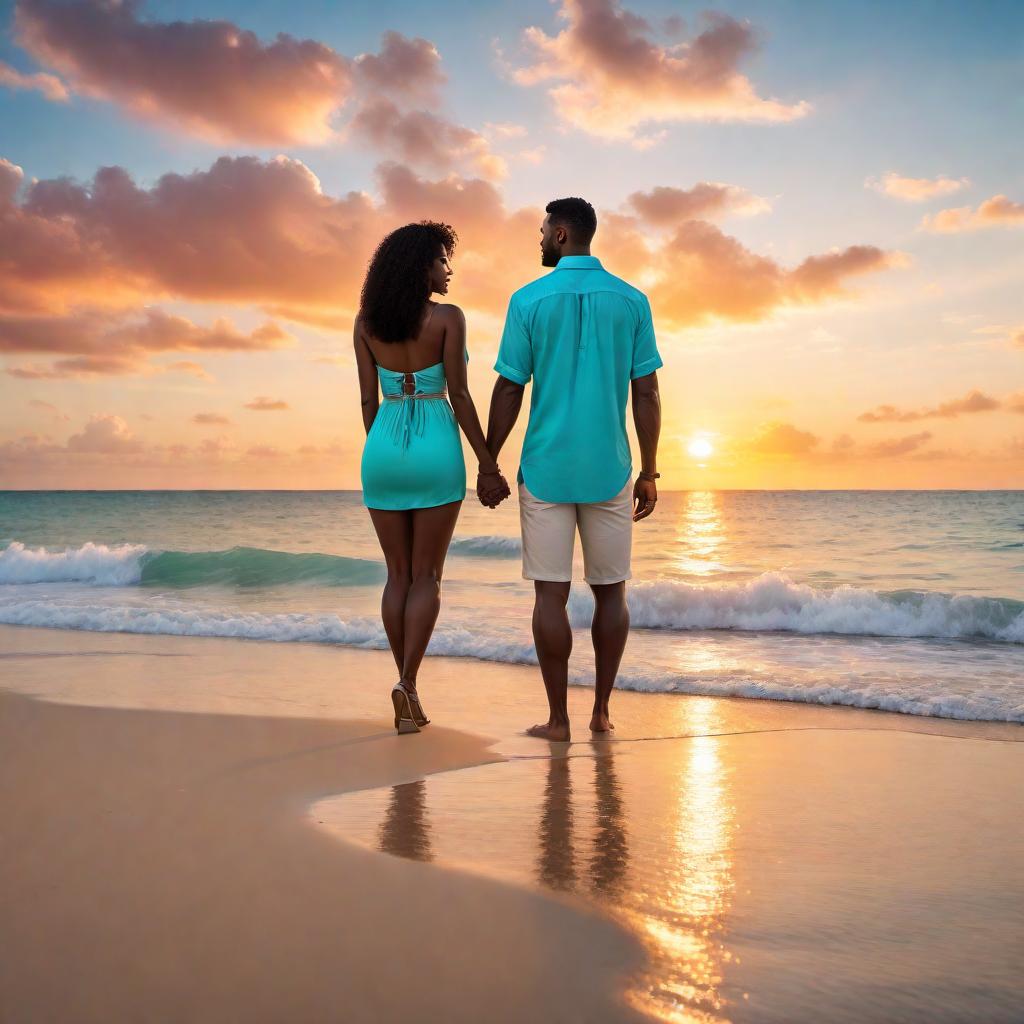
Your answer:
[511,1,810,142]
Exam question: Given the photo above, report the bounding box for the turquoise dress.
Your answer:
[360,360,467,510]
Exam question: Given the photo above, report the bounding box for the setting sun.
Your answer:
[687,437,715,460]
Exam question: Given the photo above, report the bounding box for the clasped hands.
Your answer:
[477,466,511,508]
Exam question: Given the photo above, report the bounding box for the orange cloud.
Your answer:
[735,424,945,463]
[626,182,770,225]
[163,360,211,380]
[512,2,810,141]
[192,413,232,426]
[647,221,902,328]
[0,154,375,315]
[13,0,353,145]
[866,172,969,201]
[1,305,293,376]
[14,4,499,177]
[742,421,820,456]
[1,153,904,333]
[920,194,1024,232]
[0,57,68,100]
[244,397,289,411]
[857,389,1002,422]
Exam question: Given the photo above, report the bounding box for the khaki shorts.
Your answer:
[519,478,633,585]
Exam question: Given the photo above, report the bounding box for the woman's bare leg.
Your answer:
[368,508,413,676]
[401,500,461,690]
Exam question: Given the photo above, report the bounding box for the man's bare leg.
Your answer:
[527,580,572,741]
[589,580,629,733]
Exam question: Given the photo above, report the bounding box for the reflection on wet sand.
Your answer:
[626,703,736,1023]
[368,728,735,1024]
[590,753,628,898]
[537,755,577,891]
[378,779,433,862]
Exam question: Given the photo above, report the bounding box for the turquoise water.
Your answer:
[1,490,1022,722]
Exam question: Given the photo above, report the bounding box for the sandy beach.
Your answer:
[2,623,1022,1023]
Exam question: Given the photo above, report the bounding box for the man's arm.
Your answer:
[630,370,660,521]
[485,375,525,461]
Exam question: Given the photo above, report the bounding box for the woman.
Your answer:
[355,221,510,734]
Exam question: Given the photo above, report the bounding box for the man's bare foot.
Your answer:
[525,722,571,742]
[589,712,615,733]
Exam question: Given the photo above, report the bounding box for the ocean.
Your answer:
[1,489,1022,723]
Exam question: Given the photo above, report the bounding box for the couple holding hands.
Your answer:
[355,196,662,741]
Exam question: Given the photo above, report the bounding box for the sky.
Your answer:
[1,0,1022,489]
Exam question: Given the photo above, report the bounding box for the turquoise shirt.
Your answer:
[494,254,663,503]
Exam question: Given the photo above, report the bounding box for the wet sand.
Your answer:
[2,624,1022,1022]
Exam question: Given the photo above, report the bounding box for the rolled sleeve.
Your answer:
[631,294,663,380]
[494,296,532,384]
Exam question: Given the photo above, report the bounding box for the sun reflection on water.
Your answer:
[674,491,727,577]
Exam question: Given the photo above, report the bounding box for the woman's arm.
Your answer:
[353,315,379,435]
[441,305,509,501]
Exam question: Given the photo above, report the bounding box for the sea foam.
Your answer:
[569,572,1024,644]
[0,541,383,588]
[449,535,522,557]
[0,595,1020,723]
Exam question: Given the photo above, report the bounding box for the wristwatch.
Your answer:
[638,471,660,481]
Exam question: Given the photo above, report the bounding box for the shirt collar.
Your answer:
[554,255,603,270]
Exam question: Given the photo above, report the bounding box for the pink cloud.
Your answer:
[512,2,810,141]
[66,413,143,453]
[1,305,293,376]
[0,57,68,100]
[350,97,507,180]
[352,31,445,102]
[627,182,770,225]
[13,0,353,145]
[14,4,497,177]
[0,153,905,332]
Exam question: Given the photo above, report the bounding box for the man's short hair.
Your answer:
[545,197,597,245]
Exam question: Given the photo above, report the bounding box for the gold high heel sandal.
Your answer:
[391,682,421,735]
[404,686,429,727]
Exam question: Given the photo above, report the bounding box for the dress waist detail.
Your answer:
[382,391,448,401]
[381,390,450,451]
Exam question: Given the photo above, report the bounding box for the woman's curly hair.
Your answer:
[358,221,458,343]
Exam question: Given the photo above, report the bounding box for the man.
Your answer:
[483,196,662,741]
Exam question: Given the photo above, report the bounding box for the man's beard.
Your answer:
[540,241,559,266]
